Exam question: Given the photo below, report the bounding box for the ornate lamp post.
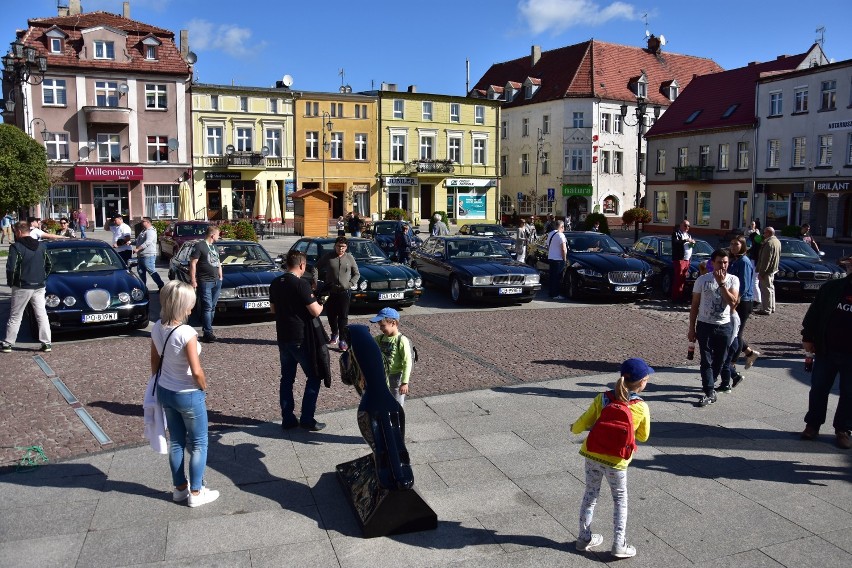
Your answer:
[2,38,48,85]
[321,111,333,192]
[620,97,661,242]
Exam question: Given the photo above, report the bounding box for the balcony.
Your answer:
[674,166,715,182]
[82,106,130,126]
[407,159,455,174]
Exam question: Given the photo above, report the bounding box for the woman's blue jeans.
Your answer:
[157,386,208,491]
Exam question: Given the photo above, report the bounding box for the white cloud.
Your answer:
[518,0,637,35]
[186,18,262,58]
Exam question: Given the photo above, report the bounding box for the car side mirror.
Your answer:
[414,228,421,235]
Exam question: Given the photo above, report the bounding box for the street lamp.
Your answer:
[29,117,49,141]
[534,128,546,217]
[320,111,333,192]
[620,97,661,242]
[2,39,48,85]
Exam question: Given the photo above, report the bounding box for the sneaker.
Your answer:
[835,430,851,450]
[716,384,732,394]
[338,339,348,351]
[328,334,338,345]
[611,543,637,558]
[801,425,819,440]
[187,486,220,508]
[40,343,52,353]
[732,373,744,389]
[576,533,603,551]
[200,333,217,344]
[173,486,189,502]
[0,342,11,353]
[300,421,327,432]
[744,350,760,370]
[697,392,717,407]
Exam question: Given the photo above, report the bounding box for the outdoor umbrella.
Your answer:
[252,181,267,221]
[266,180,282,223]
[177,180,193,221]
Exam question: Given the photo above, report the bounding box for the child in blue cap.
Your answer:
[369,307,414,406]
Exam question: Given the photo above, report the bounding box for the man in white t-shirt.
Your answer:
[110,214,131,247]
[689,248,740,407]
[546,220,567,300]
[27,217,67,241]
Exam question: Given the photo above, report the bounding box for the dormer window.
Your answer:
[523,77,540,100]
[662,79,679,102]
[504,82,521,102]
[50,37,63,53]
[636,76,647,99]
[142,35,161,61]
[145,45,158,60]
[94,40,115,60]
[46,28,67,54]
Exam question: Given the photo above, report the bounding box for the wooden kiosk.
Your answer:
[291,188,333,237]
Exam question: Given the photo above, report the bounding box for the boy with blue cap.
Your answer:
[370,307,414,406]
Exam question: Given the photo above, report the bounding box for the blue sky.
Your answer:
[3,0,852,95]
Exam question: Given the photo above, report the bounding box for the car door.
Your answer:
[412,238,437,283]
[171,242,192,282]
[162,223,175,256]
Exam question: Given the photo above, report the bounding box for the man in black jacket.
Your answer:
[2,221,53,353]
[671,219,695,303]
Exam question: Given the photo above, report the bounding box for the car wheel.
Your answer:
[450,277,464,304]
[661,272,672,296]
[566,272,581,300]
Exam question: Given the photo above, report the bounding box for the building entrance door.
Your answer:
[736,193,749,229]
[98,197,121,228]
[206,181,222,220]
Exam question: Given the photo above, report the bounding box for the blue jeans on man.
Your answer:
[805,351,852,432]
[197,279,221,336]
[157,386,209,491]
[548,259,565,297]
[696,320,733,394]
[137,255,164,289]
[278,341,322,428]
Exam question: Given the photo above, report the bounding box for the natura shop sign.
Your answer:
[75,165,143,181]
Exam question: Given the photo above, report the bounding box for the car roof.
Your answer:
[45,239,110,249]
[648,235,710,243]
[181,238,263,246]
[440,235,496,241]
[173,221,211,225]
[297,237,373,243]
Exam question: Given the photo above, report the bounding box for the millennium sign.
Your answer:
[74,165,143,181]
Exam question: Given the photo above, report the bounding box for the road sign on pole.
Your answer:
[517,192,524,202]
[547,187,555,202]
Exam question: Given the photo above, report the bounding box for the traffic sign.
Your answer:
[547,187,555,202]
[517,192,524,202]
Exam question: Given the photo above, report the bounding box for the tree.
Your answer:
[622,207,652,229]
[0,124,49,213]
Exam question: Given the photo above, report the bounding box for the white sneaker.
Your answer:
[611,542,637,558]
[576,533,603,551]
[187,486,220,508]
[744,350,760,370]
[173,487,189,502]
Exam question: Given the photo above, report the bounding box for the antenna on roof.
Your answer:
[642,13,649,37]
[815,26,826,47]
[339,68,345,87]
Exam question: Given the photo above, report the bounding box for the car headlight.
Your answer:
[45,294,60,308]
[525,274,540,285]
[834,271,844,279]
[219,287,237,299]
[359,280,368,291]
[689,271,698,278]
[577,268,603,278]
[787,270,796,278]
[63,296,76,307]
[472,276,491,286]
[130,288,145,301]
[407,278,414,288]
[118,292,131,303]
[414,277,422,287]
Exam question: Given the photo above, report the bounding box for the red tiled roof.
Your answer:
[472,39,723,108]
[646,47,818,137]
[20,11,189,76]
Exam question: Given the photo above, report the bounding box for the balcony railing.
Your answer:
[407,159,455,174]
[227,152,265,168]
[674,166,715,182]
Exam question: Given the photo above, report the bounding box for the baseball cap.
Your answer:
[369,307,400,322]
[620,358,654,382]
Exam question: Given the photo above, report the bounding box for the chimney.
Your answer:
[381,82,397,92]
[776,54,790,60]
[123,1,130,18]
[180,30,189,58]
[748,61,759,66]
[407,85,417,93]
[62,0,82,16]
[531,45,541,66]
[647,35,661,55]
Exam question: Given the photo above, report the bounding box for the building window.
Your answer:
[45,132,69,161]
[145,84,167,110]
[146,135,168,163]
[97,134,121,162]
[736,142,749,170]
[539,152,549,174]
[330,132,343,159]
[601,150,611,173]
[669,84,679,101]
[769,91,782,116]
[306,131,318,159]
[449,137,461,163]
[144,184,178,219]
[210,95,219,111]
[500,194,513,215]
[206,126,223,155]
[450,103,460,122]
[355,104,368,119]
[794,87,808,112]
[327,103,341,117]
[45,184,79,219]
[602,196,619,215]
[42,79,67,106]
[613,151,623,174]
[355,134,367,160]
[568,148,590,171]
[474,106,485,125]
[95,81,119,107]
[236,127,252,151]
[145,45,158,60]
[792,136,806,167]
[391,133,406,162]
[821,80,836,110]
[572,112,584,128]
[601,113,610,133]
[521,153,530,175]
[49,37,63,53]
[240,97,248,112]
[422,101,433,120]
[473,138,486,165]
[767,139,780,168]
[523,117,532,137]
[500,154,508,176]
[677,147,688,167]
[656,149,665,173]
[305,101,318,116]
[501,121,507,139]
[654,191,669,223]
[613,114,623,134]
[270,99,278,114]
[699,145,710,167]
[636,78,647,99]
[265,129,281,157]
[393,100,404,119]
[542,114,550,134]
[93,40,115,60]
[818,134,833,166]
[419,135,434,160]
[718,143,729,171]
[695,191,711,226]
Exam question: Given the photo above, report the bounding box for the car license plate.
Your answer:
[615,286,637,292]
[378,292,405,300]
[244,300,270,309]
[82,312,118,323]
[803,282,823,290]
[499,287,523,295]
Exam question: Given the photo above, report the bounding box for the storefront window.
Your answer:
[145,184,179,219]
[765,192,790,228]
[232,181,256,219]
[93,185,129,228]
[500,194,513,215]
[42,185,80,220]
[519,196,533,216]
[387,186,411,214]
[654,191,669,223]
[447,189,487,220]
[602,195,619,215]
[695,191,711,226]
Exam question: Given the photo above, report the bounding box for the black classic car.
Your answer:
[368,220,423,259]
[169,239,284,316]
[773,237,845,297]
[528,231,654,299]
[628,235,714,298]
[290,237,423,307]
[457,223,516,258]
[37,240,149,334]
[410,236,540,304]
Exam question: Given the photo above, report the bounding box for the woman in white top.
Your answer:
[151,280,219,507]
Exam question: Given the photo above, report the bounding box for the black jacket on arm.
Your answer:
[671,227,686,262]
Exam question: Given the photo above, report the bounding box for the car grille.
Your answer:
[797,271,831,281]
[608,271,642,285]
[493,275,526,285]
[370,279,408,290]
[236,284,270,298]
[85,289,111,311]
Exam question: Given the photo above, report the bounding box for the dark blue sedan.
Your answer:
[369,220,423,260]
[628,235,714,298]
[773,237,845,297]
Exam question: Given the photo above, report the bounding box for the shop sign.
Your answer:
[562,184,593,196]
[827,119,852,131]
[445,178,496,188]
[74,165,143,181]
[205,171,241,180]
[815,180,850,191]
[384,176,417,186]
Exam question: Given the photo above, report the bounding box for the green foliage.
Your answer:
[217,222,236,239]
[42,218,59,232]
[151,220,169,237]
[780,225,800,238]
[0,124,50,213]
[384,208,407,221]
[622,207,652,227]
[533,220,544,235]
[582,212,610,234]
[429,211,448,234]
[218,220,257,241]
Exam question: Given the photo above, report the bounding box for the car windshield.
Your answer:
[216,243,274,265]
[468,225,509,237]
[48,247,124,272]
[447,239,511,259]
[566,234,624,254]
[347,240,388,260]
[781,239,820,259]
[375,223,407,236]
[176,224,209,237]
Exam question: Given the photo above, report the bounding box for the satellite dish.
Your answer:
[281,74,293,87]
[659,34,667,46]
[186,51,198,64]
[261,145,270,157]
[118,83,129,94]
[167,138,179,151]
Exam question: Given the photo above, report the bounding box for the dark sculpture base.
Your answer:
[336,454,437,538]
